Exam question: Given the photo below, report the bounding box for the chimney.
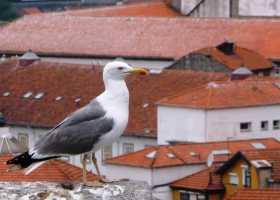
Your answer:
[216,41,235,55]
[19,49,40,67]
[231,67,253,81]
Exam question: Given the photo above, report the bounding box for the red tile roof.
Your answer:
[0,154,97,182]
[63,1,181,17]
[159,77,280,109]
[224,189,280,200]
[106,138,280,168]
[0,59,225,137]
[193,44,273,71]
[170,165,224,191]
[1,17,280,59]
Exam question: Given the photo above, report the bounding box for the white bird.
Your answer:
[7,61,148,185]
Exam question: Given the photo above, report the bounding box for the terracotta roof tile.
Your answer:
[159,77,280,109]
[170,165,224,191]
[224,189,280,200]
[106,138,280,168]
[194,45,273,71]
[1,17,280,59]
[0,59,224,137]
[63,1,181,17]
[0,155,97,182]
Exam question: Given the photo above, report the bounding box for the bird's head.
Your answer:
[103,61,149,81]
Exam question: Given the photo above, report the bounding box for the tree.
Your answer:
[0,0,20,22]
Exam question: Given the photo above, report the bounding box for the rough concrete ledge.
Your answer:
[0,181,152,200]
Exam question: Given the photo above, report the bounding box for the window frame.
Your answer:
[102,145,113,161]
[18,133,29,148]
[122,143,134,154]
[260,120,269,131]
[273,120,280,130]
[229,172,239,185]
[240,122,252,132]
[180,192,190,200]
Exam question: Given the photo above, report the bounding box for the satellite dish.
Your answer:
[207,152,214,167]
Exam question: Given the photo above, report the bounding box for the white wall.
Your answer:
[158,105,206,144]
[206,105,280,141]
[180,0,230,17]
[102,164,153,185]
[239,0,280,17]
[42,57,174,70]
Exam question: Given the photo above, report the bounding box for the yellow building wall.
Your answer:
[222,159,259,197]
[173,191,180,200]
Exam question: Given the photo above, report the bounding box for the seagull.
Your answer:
[6,61,148,185]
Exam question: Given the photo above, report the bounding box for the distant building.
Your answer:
[171,0,280,18]
[158,77,280,144]
[169,41,275,76]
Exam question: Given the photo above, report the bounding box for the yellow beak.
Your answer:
[129,67,149,75]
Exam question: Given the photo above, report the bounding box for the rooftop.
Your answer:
[224,189,280,200]
[193,42,273,71]
[62,1,181,17]
[170,165,224,192]
[0,155,97,182]
[159,77,280,109]
[106,138,280,168]
[0,59,224,138]
[1,16,280,59]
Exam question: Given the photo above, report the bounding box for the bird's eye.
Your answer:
[117,67,124,70]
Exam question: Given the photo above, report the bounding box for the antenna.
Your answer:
[207,152,214,167]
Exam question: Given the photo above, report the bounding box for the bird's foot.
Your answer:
[82,180,104,188]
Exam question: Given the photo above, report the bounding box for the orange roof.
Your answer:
[106,138,280,168]
[224,189,280,200]
[1,17,280,59]
[0,59,224,138]
[19,7,41,15]
[194,44,273,71]
[170,165,224,191]
[63,1,181,17]
[159,77,280,109]
[0,155,97,182]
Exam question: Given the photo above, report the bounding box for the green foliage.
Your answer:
[0,0,20,22]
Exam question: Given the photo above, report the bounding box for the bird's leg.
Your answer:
[92,153,113,183]
[82,153,103,187]
[82,154,87,185]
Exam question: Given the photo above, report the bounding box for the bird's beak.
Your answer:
[129,67,149,75]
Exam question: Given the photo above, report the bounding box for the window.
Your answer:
[251,143,266,149]
[18,133,29,148]
[229,172,239,185]
[123,143,134,154]
[261,121,269,131]
[197,194,206,200]
[273,120,280,130]
[240,122,252,132]
[242,165,251,187]
[102,145,112,161]
[180,192,190,200]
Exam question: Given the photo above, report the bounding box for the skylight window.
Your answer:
[22,91,33,98]
[251,160,271,168]
[2,92,10,97]
[167,153,176,159]
[212,149,230,156]
[74,98,81,103]
[251,143,266,149]
[34,92,44,99]
[55,96,63,101]
[145,151,157,159]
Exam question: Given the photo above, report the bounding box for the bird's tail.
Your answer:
[6,152,60,174]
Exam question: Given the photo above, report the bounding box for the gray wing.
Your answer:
[33,100,114,155]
